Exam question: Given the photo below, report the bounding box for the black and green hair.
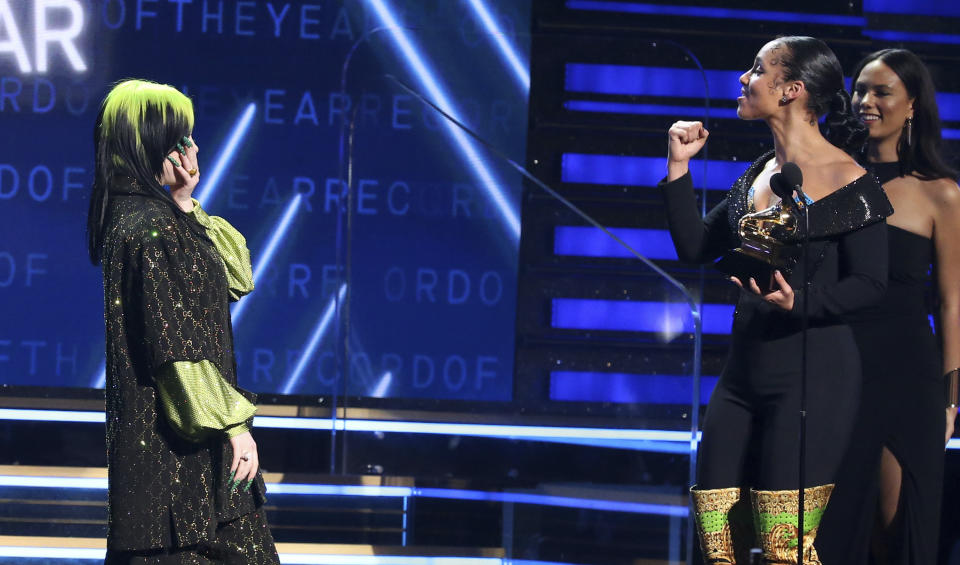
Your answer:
[86,79,195,264]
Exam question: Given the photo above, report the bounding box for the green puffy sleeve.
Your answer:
[157,360,258,441]
[190,200,254,301]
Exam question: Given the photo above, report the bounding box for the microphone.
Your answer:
[781,161,808,204]
[770,171,797,208]
[779,160,810,565]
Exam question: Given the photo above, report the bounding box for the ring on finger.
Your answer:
[187,168,198,177]
[240,452,251,462]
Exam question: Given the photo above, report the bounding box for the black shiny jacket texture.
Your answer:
[660,151,893,338]
[100,177,265,551]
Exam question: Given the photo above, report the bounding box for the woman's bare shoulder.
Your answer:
[917,176,960,208]
[816,156,865,194]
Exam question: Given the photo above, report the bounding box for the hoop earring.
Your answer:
[905,117,913,146]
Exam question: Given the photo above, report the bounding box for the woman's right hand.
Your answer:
[228,430,259,492]
[667,121,709,180]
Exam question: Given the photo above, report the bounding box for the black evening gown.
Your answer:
[817,162,944,565]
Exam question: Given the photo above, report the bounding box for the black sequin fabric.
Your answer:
[103,510,280,564]
[726,150,892,240]
[101,177,270,553]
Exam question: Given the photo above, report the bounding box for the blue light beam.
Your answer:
[91,359,106,390]
[565,1,865,26]
[367,0,521,243]
[281,284,349,394]
[194,103,257,208]
[229,194,304,325]
[462,0,530,91]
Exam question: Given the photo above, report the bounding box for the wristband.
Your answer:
[946,368,959,409]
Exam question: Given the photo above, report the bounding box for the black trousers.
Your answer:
[697,325,861,491]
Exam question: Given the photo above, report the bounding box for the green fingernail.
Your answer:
[182,136,193,147]
[176,142,185,153]
[167,156,181,167]
[228,470,236,483]
[243,479,253,492]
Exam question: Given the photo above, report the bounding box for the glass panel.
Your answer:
[330,18,719,563]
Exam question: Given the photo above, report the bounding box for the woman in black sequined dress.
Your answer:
[86,80,280,564]
[660,37,893,563]
[817,48,960,565]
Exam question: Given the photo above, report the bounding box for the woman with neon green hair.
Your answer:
[87,79,280,564]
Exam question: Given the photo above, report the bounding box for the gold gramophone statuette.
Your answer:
[736,204,801,266]
[716,202,803,292]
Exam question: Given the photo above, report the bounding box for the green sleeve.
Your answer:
[190,200,254,301]
[156,360,258,441]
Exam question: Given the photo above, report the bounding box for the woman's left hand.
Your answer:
[162,136,200,211]
[731,270,795,311]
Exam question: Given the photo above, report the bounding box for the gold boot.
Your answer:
[750,485,834,564]
[691,486,743,563]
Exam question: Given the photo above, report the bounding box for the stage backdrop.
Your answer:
[0,0,531,401]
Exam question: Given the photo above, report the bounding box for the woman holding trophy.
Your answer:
[659,36,892,563]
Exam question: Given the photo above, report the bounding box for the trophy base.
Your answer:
[715,250,791,294]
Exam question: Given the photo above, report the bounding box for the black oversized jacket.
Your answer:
[100,177,265,550]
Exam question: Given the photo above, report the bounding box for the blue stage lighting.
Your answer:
[0,408,105,423]
[944,129,960,140]
[0,547,106,559]
[566,0,866,25]
[561,153,751,190]
[937,93,960,121]
[370,371,394,398]
[229,194,304,325]
[551,299,735,335]
[268,484,414,496]
[554,226,678,260]
[0,474,686,518]
[565,63,742,100]
[462,0,530,92]
[91,359,106,389]
[0,547,578,565]
[281,283,349,395]
[564,100,738,119]
[863,0,960,17]
[367,0,521,243]
[863,29,960,45]
[194,103,258,208]
[0,475,107,489]
[412,487,689,517]
[549,372,719,405]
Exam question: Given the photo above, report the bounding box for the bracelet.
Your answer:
[946,368,960,409]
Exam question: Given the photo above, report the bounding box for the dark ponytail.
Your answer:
[777,36,867,155]
[824,89,869,155]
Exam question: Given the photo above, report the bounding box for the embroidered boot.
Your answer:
[750,485,834,564]
[691,486,745,563]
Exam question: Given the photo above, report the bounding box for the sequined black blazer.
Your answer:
[660,151,894,337]
[101,178,265,551]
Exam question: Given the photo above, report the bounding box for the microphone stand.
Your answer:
[795,184,810,565]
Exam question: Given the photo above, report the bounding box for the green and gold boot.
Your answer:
[750,485,834,564]
[691,486,745,563]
